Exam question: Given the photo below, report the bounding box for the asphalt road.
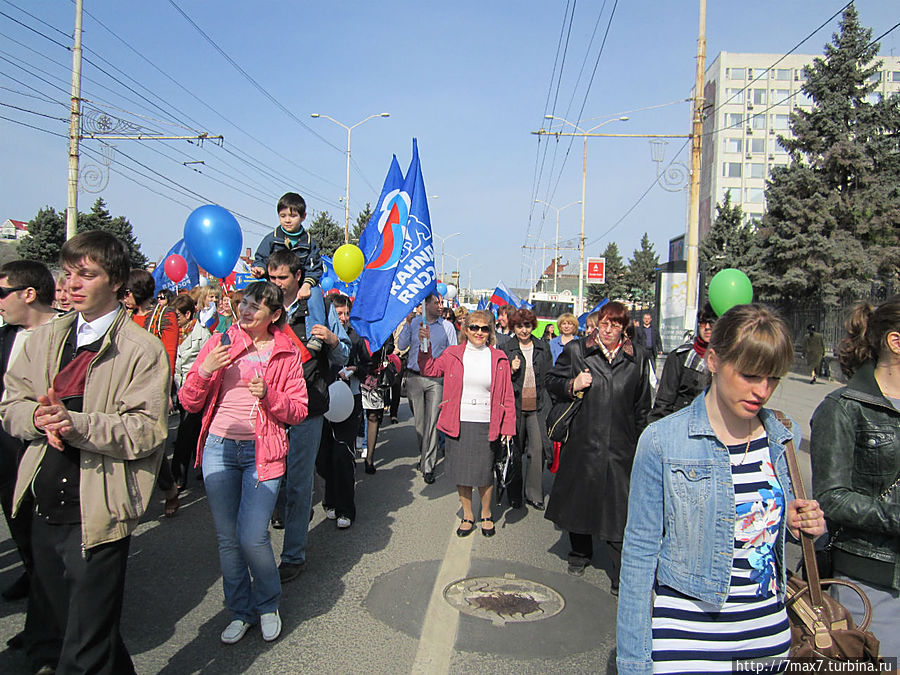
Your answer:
[0,370,841,674]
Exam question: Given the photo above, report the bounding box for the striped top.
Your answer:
[650,435,791,673]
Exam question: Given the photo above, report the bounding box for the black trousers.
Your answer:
[389,369,403,418]
[316,394,361,521]
[172,411,202,485]
[27,518,134,674]
[568,532,623,586]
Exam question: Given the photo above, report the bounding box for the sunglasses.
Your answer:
[0,285,27,299]
[157,295,167,300]
[467,324,490,333]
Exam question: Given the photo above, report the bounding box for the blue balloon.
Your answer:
[321,276,335,291]
[436,282,448,296]
[183,205,243,279]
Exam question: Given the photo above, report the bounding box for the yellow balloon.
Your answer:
[333,244,365,283]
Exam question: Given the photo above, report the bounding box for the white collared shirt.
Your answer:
[75,306,119,348]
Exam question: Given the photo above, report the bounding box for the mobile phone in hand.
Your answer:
[220,332,231,347]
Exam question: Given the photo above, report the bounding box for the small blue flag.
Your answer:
[476,295,488,311]
[153,239,199,293]
[351,140,436,351]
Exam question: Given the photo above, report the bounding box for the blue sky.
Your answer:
[1,1,897,290]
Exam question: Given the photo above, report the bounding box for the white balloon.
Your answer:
[445,284,458,299]
[199,276,210,287]
[324,380,354,423]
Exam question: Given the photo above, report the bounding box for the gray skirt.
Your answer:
[445,421,493,488]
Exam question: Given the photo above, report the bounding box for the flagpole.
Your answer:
[420,298,429,352]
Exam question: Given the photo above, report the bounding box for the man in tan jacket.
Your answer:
[0,231,170,675]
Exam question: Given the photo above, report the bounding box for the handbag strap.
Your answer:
[771,410,826,609]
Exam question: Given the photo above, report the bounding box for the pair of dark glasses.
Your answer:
[0,285,26,299]
[467,324,490,333]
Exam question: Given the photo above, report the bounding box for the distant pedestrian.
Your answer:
[802,323,826,384]
[548,312,579,364]
[633,312,663,368]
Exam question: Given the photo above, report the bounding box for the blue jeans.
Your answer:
[278,415,324,565]
[202,435,282,624]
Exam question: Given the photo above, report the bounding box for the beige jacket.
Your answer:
[0,308,170,549]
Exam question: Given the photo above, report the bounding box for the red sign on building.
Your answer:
[587,257,606,284]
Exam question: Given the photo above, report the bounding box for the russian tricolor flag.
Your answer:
[490,282,530,309]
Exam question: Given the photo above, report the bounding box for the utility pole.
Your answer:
[66,0,84,241]
[685,0,707,330]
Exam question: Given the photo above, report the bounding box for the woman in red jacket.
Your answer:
[419,309,515,537]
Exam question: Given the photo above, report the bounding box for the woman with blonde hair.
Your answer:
[418,309,515,537]
[811,295,900,660]
[549,312,579,364]
[617,304,825,674]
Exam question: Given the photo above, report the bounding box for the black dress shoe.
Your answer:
[480,517,496,537]
[364,462,376,474]
[2,572,29,601]
[525,499,545,511]
[456,519,475,537]
[509,499,523,509]
[423,471,435,484]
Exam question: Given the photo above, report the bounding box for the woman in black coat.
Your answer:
[544,301,651,589]
[501,308,553,510]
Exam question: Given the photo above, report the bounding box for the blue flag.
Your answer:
[153,238,199,293]
[351,140,436,350]
[578,299,609,330]
[321,255,360,297]
[476,295,488,311]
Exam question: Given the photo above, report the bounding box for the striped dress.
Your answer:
[650,435,792,673]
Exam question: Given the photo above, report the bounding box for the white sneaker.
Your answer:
[325,508,336,520]
[336,516,352,529]
[220,619,251,644]
[260,610,282,642]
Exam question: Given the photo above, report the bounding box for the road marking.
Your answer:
[410,530,474,674]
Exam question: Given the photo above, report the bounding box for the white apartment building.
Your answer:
[696,52,900,240]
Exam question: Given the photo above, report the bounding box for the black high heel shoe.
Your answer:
[456,518,475,537]
[480,517,495,537]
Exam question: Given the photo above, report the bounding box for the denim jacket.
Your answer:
[616,393,800,675]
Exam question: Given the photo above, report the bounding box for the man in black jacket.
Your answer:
[0,261,57,626]
[267,250,349,583]
[633,312,663,368]
[648,304,716,422]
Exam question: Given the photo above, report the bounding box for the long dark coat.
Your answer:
[544,336,651,539]
[501,336,554,462]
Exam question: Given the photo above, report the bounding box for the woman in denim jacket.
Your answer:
[617,305,825,674]
[811,296,900,659]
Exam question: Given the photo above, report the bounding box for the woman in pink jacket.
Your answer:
[180,281,307,645]
[419,309,515,537]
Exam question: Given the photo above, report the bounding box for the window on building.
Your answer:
[773,88,790,103]
[893,71,900,83]
[753,89,767,105]
[771,114,790,129]
[752,114,766,130]
[868,71,881,83]
[727,88,745,104]
[745,187,764,203]
[796,91,813,106]
[795,69,807,81]
[725,138,743,153]
[723,187,741,202]
[726,113,743,128]
[724,162,742,178]
[751,138,766,153]
[749,163,765,179]
[770,138,787,155]
[728,67,746,79]
[775,68,792,81]
[744,212,762,226]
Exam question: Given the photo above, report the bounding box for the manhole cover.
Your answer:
[443,574,565,625]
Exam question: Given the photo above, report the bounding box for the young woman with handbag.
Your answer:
[616,304,826,674]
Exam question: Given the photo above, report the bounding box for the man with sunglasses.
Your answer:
[397,293,457,484]
[649,303,717,422]
[0,261,57,637]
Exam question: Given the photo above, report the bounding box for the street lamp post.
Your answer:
[310,112,390,244]
[446,252,471,295]
[534,199,581,293]
[541,115,628,315]
[432,232,461,281]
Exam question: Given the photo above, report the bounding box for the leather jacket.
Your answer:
[810,361,900,590]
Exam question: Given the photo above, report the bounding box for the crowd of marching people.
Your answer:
[0,191,896,673]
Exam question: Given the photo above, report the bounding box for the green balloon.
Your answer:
[708,269,753,316]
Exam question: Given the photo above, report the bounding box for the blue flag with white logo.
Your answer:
[351,140,436,350]
[476,295,488,311]
[153,238,199,293]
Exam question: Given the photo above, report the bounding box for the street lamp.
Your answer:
[310,112,390,243]
[542,114,628,314]
[534,199,581,293]
[432,232,461,281]
[445,252,471,296]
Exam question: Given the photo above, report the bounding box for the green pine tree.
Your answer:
[700,192,756,286]
[308,210,343,257]
[755,5,900,305]
[624,233,660,307]
[350,203,373,245]
[80,198,148,268]
[17,207,66,267]
[587,241,627,303]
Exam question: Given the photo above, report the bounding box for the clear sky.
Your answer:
[1,1,897,291]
